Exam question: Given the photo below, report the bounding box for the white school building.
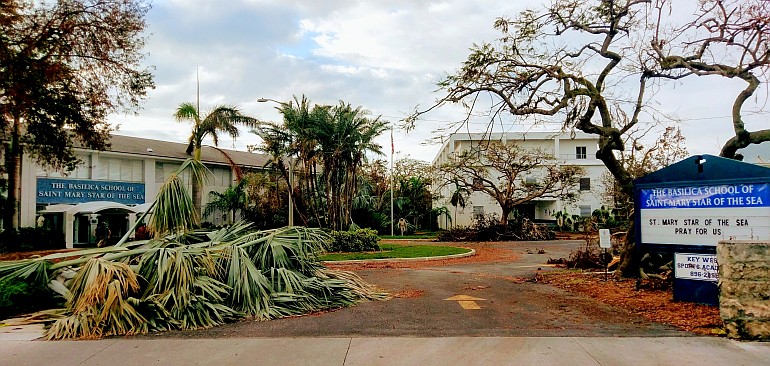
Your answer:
[20,134,270,248]
[432,131,610,228]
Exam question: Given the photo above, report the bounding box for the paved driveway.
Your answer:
[149,240,685,338]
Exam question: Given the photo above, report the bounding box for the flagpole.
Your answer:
[390,124,395,236]
[196,66,200,116]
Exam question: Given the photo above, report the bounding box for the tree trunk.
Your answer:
[595,133,639,278]
[617,226,638,277]
[500,206,511,227]
[192,147,203,222]
[3,116,22,230]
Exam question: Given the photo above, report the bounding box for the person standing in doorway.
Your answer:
[95,222,111,247]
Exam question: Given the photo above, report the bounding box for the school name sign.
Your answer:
[639,183,770,246]
[37,178,145,205]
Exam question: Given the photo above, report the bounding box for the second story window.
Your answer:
[576,146,587,159]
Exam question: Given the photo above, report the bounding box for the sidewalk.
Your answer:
[2,331,769,366]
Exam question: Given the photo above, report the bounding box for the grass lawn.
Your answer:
[319,243,470,261]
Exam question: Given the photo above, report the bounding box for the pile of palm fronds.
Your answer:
[0,159,386,340]
[0,224,386,339]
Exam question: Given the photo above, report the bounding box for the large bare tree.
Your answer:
[409,0,770,276]
[650,0,770,159]
[438,141,583,227]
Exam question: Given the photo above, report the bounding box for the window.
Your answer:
[579,205,592,217]
[155,162,189,185]
[37,154,91,178]
[96,157,143,182]
[576,146,587,159]
[208,166,232,187]
[579,177,591,191]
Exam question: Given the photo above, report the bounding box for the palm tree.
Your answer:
[449,182,468,228]
[252,95,322,226]
[253,96,387,230]
[174,103,257,218]
[312,102,388,230]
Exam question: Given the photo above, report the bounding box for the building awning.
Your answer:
[42,201,138,216]
[40,204,76,214]
[132,202,154,214]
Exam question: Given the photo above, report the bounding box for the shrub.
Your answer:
[0,227,65,253]
[0,278,61,319]
[438,213,555,242]
[327,228,381,252]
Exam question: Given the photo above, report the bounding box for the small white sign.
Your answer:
[674,253,718,282]
[598,229,611,249]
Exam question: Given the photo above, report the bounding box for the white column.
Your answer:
[64,212,75,249]
[127,213,136,239]
[144,158,156,203]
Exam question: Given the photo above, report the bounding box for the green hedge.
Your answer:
[327,228,380,252]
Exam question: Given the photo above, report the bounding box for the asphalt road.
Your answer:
[147,240,686,339]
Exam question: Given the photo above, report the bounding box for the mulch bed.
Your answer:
[0,249,77,262]
[542,271,724,335]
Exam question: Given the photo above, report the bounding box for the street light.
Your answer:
[258,97,294,227]
[257,97,283,104]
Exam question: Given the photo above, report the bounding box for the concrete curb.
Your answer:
[322,248,475,265]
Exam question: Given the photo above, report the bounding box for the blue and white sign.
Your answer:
[640,183,770,246]
[37,178,145,205]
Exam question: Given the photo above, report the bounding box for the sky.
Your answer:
[107,0,770,165]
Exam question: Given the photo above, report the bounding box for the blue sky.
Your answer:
[108,0,770,163]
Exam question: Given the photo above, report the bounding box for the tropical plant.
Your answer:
[204,179,248,225]
[240,171,287,230]
[395,176,433,229]
[449,181,468,227]
[174,103,257,218]
[0,160,386,339]
[253,96,388,230]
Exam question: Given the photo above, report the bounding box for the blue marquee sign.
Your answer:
[37,178,146,205]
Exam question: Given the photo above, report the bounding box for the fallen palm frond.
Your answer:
[1,158,386,339]
[1,223,386,339]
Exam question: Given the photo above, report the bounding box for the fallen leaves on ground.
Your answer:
[0,249,77,261]
[392,289,425,299]
[542,271,724,335]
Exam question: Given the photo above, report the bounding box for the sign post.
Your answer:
[599,229,611,281]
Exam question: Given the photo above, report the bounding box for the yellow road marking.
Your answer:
[444,295,486,301]
[458,300,481,310]
[444,294,487,309]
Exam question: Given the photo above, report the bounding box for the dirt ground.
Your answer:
[541,271,724,335]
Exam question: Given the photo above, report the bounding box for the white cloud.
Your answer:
[106,0,770,166]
